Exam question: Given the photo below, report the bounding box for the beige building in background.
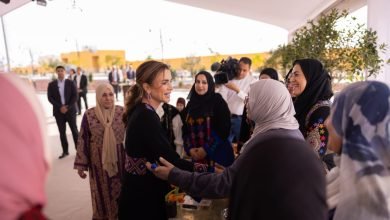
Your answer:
[12,50,270,74]
[129,52,270,73]
[61,50,126,73]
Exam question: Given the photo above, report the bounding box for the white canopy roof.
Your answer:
[2,0,365,32]
[0,0,31,16]
[167,0,366,32]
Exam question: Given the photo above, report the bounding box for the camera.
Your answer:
[213,57,239,84]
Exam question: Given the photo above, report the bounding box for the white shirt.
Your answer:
[117,69,123,82]
[57,79,65,105]
[156,104,184,156]
[75,74,82,89]
[113,70,118,82]
[218,74,257,115]
[172,114,184,156]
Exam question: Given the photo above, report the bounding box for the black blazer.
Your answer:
[108,71,120,84]
[73,74,88,94]
[47,79,78,116]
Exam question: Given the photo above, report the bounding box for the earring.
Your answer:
[147,93,151,100]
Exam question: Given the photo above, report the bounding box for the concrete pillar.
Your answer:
[367,0,390,83]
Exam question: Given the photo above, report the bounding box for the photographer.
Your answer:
[217,57,257,144]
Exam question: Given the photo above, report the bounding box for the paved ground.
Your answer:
[39,90,190,219]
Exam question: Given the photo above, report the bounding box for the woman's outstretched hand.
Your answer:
[214,163,225,174]
[78,169,87,179]
[146,157,174,180]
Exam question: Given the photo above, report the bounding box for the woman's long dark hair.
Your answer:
[122,60,169,124]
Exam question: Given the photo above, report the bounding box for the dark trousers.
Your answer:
[111,84,119,100]
[77,92,88,114]
[54,112,78,154]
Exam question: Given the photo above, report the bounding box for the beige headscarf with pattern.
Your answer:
[95,83,118,177]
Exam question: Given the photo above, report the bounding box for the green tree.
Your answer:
[265,9,387,80]
[38,56,62,73]
[105,55,120,66]
[181,55,201,76]
[170,68,177,80]
[88,73,93,82]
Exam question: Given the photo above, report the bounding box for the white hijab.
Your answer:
[241,79,299,152]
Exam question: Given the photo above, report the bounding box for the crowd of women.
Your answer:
[2,57,388,220]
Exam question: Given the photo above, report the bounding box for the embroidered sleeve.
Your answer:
[305,106,330,158]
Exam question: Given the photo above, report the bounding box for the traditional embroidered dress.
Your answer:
[288,59,333,169]
[74,106,125,220]
[305,100,331,157]
[183,71,234,167]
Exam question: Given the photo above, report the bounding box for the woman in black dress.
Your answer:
[118,60,207,220]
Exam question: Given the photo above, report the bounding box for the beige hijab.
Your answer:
[241,79,299,152]
[95,83,118,177]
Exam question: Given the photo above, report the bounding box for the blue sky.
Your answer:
[0,0,366,68]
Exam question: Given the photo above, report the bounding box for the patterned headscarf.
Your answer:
[95,83,118,177]
[331,81,390,220]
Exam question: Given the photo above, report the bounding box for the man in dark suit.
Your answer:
[73,67,88,115]
[108,66,120,101]
[48,65,79,159]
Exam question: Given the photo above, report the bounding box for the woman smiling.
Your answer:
[288,59,334,170]
[119,60,208,220]
[74,83,126,220]
[182,71,234,167]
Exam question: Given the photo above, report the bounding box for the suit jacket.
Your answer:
[47,79,78,116]
[73,74,88,94]
[108,71,119,84]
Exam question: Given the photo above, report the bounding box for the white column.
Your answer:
[367,0,390,83]
[1,16,11,72]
